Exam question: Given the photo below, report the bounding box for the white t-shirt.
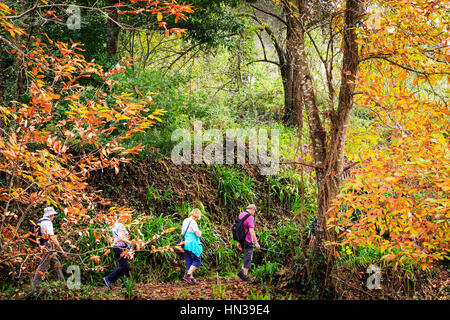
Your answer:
[40,218,54,237]
[181,217,199,235]
[112,222,129,247]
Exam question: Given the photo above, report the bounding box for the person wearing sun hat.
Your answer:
[31,206,68,288]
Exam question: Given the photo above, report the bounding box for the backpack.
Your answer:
[232,211,251,242]
[28,218,50,246]
[177,219,193,245]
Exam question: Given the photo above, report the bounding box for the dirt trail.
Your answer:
[103,276,274,300]
[137,276,268,300]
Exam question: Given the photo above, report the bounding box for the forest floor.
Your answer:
[96,276,298,300]
[1,268,447,300]
[90,268,450,300]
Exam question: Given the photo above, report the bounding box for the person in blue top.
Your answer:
[181,208,203,285]
[103,214,133,290]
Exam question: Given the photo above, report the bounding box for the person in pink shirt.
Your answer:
[237,204,260,281]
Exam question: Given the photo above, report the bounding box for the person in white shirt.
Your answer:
[103,214,133,289]
[31,207,68,288]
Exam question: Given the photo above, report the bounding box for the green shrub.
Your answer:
[247,289,272,300]
[268,170,317,216]
[213,165,258,220]
[252,261,281,285]
[335,245,385,269]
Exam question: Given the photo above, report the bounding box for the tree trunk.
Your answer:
[0,53,4,106]
[14,0,30,101]
[281,13,303,131]
[314,0,361,254]
[282,0,360,257]
[106,0,121,59]
[14,68,25,101]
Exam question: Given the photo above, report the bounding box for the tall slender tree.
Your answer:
[249,0,361,258]
[106,0,121,58]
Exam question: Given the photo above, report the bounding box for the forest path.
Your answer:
[135,276,261,300]
[100,276,280,300]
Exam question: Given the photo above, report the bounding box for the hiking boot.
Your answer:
[103,277,112,290]
[183,274,193,284]
[238,270,249,282]
[190,277,199,285]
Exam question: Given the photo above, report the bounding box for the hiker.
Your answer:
[181,208,203,285]
[236,204,260,281]
[309,219,317,248]
[31,207,69,288]
[103,214,133,290]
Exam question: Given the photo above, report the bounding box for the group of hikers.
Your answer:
[30,204,262,289]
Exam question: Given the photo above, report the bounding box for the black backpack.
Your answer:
[232,211,251,242]
[28,218,50,246]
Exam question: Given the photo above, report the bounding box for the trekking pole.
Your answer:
[131,244,135,282]
[200,237,217,266]
[261,247,282,255]
[252,245,282,255]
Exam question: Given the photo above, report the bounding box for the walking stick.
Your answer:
[251,245,282,255]
[200,237,217,266]
[261,247,282,255]
[131,244,135,281]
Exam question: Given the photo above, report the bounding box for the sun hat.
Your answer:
[43,207,57,217]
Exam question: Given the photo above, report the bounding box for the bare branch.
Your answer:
[250,3,287,27]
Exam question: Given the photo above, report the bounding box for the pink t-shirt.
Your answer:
[238,211,254,243]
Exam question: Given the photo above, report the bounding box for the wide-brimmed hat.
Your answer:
[43,207,57,217]
[246,204,257,212]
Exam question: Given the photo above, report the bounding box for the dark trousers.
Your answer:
[107,246,130,283]
[240,241,254,269]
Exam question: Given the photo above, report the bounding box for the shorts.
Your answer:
[184,250,201,270]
